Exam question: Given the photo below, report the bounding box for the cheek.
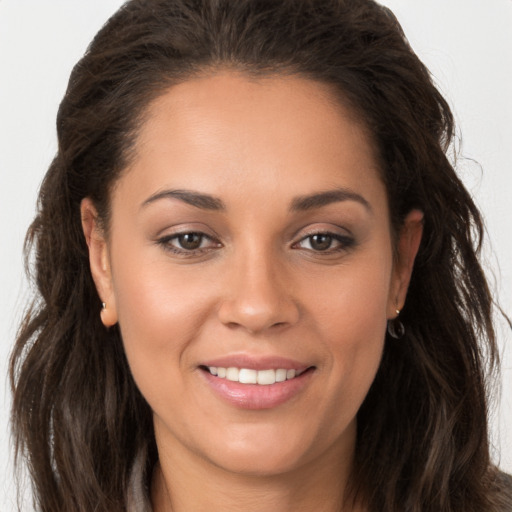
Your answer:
[109,246,213,396]
[110,216,214,342]
[312,252,392,342]
[310,253,392,408]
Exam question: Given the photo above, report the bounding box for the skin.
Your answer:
[82,72,423,511]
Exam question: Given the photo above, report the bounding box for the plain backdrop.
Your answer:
[1,1,511,509]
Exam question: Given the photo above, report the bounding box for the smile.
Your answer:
[206,366,305,385]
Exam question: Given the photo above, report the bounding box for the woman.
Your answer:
[10,0,512,511]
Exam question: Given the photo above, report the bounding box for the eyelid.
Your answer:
[291,225,356,253]
[154,221,219,239]
[156,227,223,256]
[295,233,354,249]
[291,223,353,242]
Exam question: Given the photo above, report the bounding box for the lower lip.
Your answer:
[200,369,314,410]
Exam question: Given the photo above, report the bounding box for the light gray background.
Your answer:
[1,1,511,509]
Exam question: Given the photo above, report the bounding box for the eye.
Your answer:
[301,234,334,251]
[157,231,221,255]
[295,232,354,253]
[175,233,207,250]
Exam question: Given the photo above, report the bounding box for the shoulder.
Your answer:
[492,471,512,512]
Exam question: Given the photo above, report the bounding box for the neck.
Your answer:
[151,424,363,512]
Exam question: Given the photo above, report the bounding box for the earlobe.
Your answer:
[80,198,118,327]
[388,209,424,318]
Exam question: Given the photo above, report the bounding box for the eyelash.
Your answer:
[157,232,220,256]
[156,230,355,256]
[293,232,355,253]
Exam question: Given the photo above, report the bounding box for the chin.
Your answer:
[210,448,306,477]
[196,424,327,477]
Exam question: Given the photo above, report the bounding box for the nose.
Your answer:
[217,250,300,334]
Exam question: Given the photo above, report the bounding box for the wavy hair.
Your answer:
[10,0,511,510]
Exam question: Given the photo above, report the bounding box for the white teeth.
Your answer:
[239,368,257,384]
[207,366,304,384]
[275,368,287,382]
[226,367,239,382]
[257,369,275,385]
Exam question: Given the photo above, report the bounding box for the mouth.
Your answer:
[198,356,315,409]
[200,366,310,385]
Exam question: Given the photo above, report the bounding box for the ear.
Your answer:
[81,198,118,327]
[387,209,424,318]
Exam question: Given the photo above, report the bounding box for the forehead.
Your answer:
[118,72,385,212]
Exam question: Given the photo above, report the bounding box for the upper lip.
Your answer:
[200,354,311,371]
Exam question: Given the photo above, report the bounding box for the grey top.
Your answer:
[127,448,152,512]
[124,450,512,512]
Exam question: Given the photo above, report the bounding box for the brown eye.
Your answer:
[158,231,222,255]
[177,233,204,250]
[295,232,355,253]
[308,234,333,251]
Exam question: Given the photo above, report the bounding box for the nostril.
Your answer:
[225,321,242,330]
[223,320,287,333]
[217,292,300,334]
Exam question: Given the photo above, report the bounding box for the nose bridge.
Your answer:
[218,240,299,333]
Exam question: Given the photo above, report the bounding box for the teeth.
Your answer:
[257,369,275,385]
[239,368,257,384]
[275,369,287,382]
[226,367,239,382]
[207,366,304,384]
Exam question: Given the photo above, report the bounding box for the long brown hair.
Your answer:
[10,1,511,510]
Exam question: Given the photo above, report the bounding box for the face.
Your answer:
[83,72,422,478]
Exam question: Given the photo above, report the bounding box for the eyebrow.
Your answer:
[142,189,226,211]
[290,188,372,213]
[141,187,372,213]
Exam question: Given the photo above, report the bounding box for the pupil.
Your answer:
[179,233,202,250]
[311,234,332,251]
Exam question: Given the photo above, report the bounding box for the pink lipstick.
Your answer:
[199,355,314,410]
